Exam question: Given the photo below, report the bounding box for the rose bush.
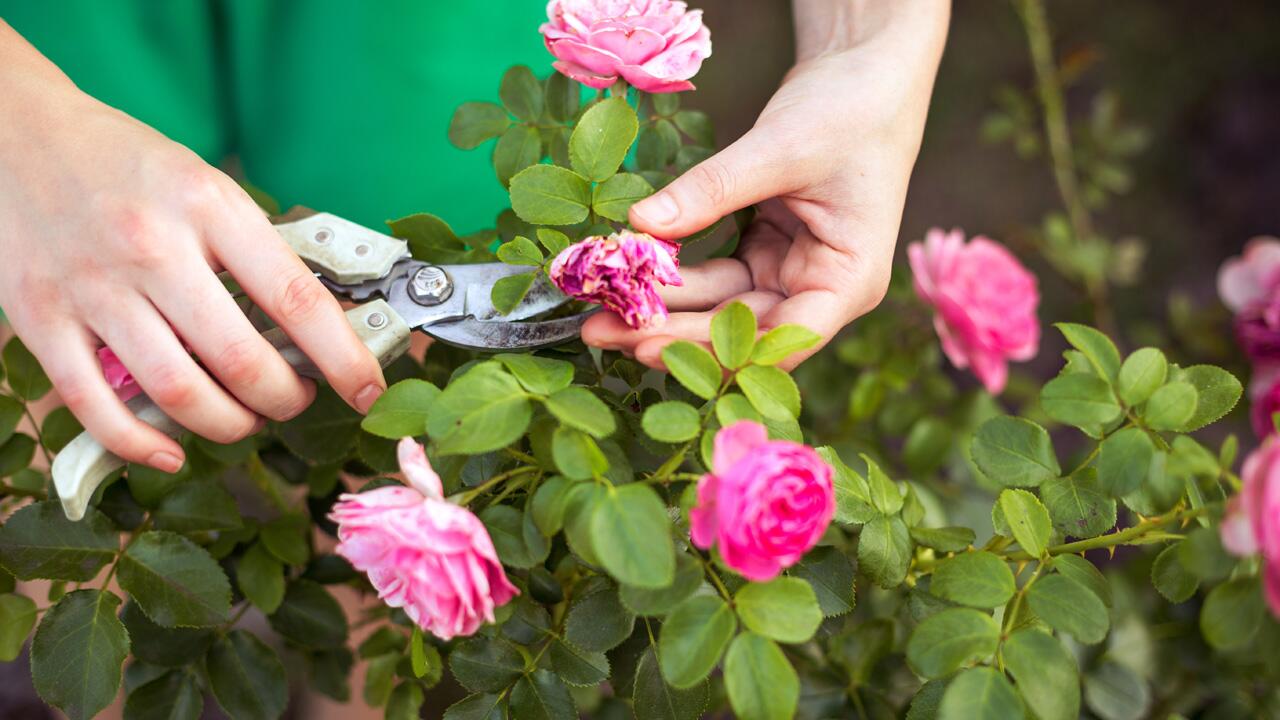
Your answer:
[0,2,1275,720]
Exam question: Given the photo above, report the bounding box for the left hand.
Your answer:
[581,0,950,370]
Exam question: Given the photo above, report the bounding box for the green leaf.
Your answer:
[545,386,616,437]
[636,119,680,170]
[621,552,704,616]
[930,551,1015,608]
[360,378,439,439]
[910,526,976,553]
[1083,661,1150,720]
[788,546,856,617]
[907,680,948,720]
[0,501,118,581]
[428,362,532,455]
[1170,364,1242,431]
[1027,574,1109,644]
[448,101,512,149]
[1117,347,1167,406]
[736,364,801,420]
[531,475,576,534]
[510,670,577,720]
[1052,554,1112,608]
[449,636,524,692]
[1141,381,1197,431]
[662,341,722,400]
[126,463,187,508]
[496,235,545,266]
[267,579,348,649]
[0,395,22,447]
[937,667,1022,720]
[1056,323,1121,382]
[711,302,757,369]
[509,164,592,225]
[493,125,543,187]
[550,639,610,686]
[274,386,361,463]
[481,504,542,569]
[863,454,903,515]
[259,513,310,566]
[544,71,580,122]
[120,602,213,668]
[387,212,465,261]
[642,401,701,443]
[591,484,675,588]
[817,447,876,525]
[735,576,823,643]
[553,427,608,480]
[857,515,912,588]
[1151,543,1198,603]
[1040,469,1116,539]
[39,406,83,453]
[444,694,506,720]
[237,541,285,614]
[491,272,538,315]
[906,607,1000,678]
[1199,577,1264,649]
[4,336,52,401]
[658,595,736,688]
[970,416,1060,488]
[386,683,426,720]
[570,97,639,181]
[536,228,571,257]
[30,590,129,720]
[0,432,35,476]
[499,65,544,121]
[118,531,230,627]
[1095,427,1154,497]
[750,325,822,366]
[123,670,203,720]
[1177,525,1232,582]
[997,489,1052,558]
[633,648,708,720]
[206,630,289,720]
[564,581,635,652]
[153,480,241,533]
[364,653,397,706]
[0,592,36,661]
[1003,629,1079,720]
[673,110,714,146]
[592,172,654,222]
[723,633,798,720]
[496,354,573,396]
[1041,374,1122,427]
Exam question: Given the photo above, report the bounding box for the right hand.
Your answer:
[0,83,387,473]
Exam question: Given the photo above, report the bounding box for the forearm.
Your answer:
[0,20,78,98]
[791,0,950,62]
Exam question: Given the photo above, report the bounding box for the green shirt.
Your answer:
[2,1,550,232]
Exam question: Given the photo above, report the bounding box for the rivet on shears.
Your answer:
[313,228,333,244]
[408,266,454,306]
[355,243,371,257]
[365,311,388,330]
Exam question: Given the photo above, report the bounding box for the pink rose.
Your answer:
[329,438,518,640]
[1220,437,1280,617]
[98,347,141,402]
[689,421,835,582]
[1217,236,1280,314]
[907,228,1040,394]
[540,0,712,93]
[549,230,682,329]
[1250,365,1280,438]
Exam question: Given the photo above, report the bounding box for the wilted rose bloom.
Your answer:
[98,347,141,402]
[330,438,518,640]
[689,421,834,582]
[549,231,682,329]
[540,0,712,93]
[1220,437,1280,617]
[908,228,1040,394]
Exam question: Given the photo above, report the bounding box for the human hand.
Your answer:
[581,0,950,369]
[0,29,386,472]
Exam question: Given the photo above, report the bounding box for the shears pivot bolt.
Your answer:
[408,266,453,306]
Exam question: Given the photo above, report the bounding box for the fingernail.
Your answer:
[354,383,384,414]
[635,193,678,225]
[149,452,184,474]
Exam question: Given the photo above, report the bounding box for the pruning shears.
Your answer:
[51,210,591,521]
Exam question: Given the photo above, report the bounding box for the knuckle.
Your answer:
[104,208,168,269]
[212,336,264,388]
[174,165,228,212]
[146,364,198,410]
[689,158,735,207]
[273,272,329,324]
[53,376,93,414]
[268,388,312,422]
[206,416,256,445]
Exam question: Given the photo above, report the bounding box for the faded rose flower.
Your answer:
[1217,236,1280,315]
[549,230,682,329]
[689,421,834,582]
[330,438,518,640]
[1251,364,1280,438]
[908,228,1040,394]
[1220,436,1280,618]
[540,0,712,93]
[98,347,141,402]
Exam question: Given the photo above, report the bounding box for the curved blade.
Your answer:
[444,264,569,322]
[426,311,597,351]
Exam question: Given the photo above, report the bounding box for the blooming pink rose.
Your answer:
[329,438,518,640]
[689,421,835,582]
[540,0,712,93]
[908,228,1040,394]
[549,230,682,329]
[98,347,141,402]
[1220,437,1280,617]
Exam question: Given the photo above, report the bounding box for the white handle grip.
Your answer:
[51,301,412,521]
[274,212,409,285]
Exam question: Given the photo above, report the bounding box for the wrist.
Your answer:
[792,0,951,62]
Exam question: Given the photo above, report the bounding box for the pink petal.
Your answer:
[397,438,443,499]
[712,421,768,477]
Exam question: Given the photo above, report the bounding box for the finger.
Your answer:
[757,289,849,370]
[209,200,386,413]
[661,258,753,311]
[24,322,186,471]
[146,258,315,421]
[629,130,801,239]
[89,293,261,445]
[583,291,784,361]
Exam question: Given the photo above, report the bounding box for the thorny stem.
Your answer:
[1002,504,1211,563]
[695,550,733,602]
[456,466,539,506]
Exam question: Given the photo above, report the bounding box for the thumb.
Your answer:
[629,130,796,239]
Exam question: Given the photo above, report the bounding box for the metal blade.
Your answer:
[384,262,572,335]
[426,311,597,351]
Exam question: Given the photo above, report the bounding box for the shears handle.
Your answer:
[51,301,412,521]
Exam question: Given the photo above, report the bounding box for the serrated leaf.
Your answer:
[0,501,118,581]
[857,515,911,588]
[122,670,203,720]
[750,325,822,366]
[448,102,512,149]
[591,484,675,588]
[493,125,543,187]
[788,546,855,617]
[1171,364,1242,431]
[152,480,241,533]
[723,633,798,720]
[237,541,285,614]
[1027,574,1109,644]
[499,65,543,121]
[1041,374,1122,428]
[1040,469,1116,539]
[735,576,823,643]
[267,580,348,649]
[711,302,757,369]
[0,593,36,662]
[564,581,635,652]
[3,336,51,401]
[1141,381,1197,431]
[1151,543,1198,603]
[930,551,1015,608]
[490,272,539,315]
[496,235,545,266]
[118,531,231,627]
[906,607,1000,678]
[909,526,976,553]
[427,362,532,455]
[1117,347,1167,406]
[634,648,708,720]
[449,636,524,692]
[592,172,654,221]
[545,386,616,437]
[570,97,639,181]
[662,341,721,400]
[998,489,1052,558]
[206,630,288,720]
[509,164,592,225]
[937,667,1022,720]
[620,551,704,616]
[1095,427,1154,497]
[510,670,576,720]
[550,639,610,686]
[31,590,129,720]
[1003,629,1079,720]
[361,379,439,439]
[736,364,800,420]
[970,416,1060,488]
[642,401,701,443]
[658,595,736,688]
[1199,577,1264,649]
[1056,323,1121,382]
